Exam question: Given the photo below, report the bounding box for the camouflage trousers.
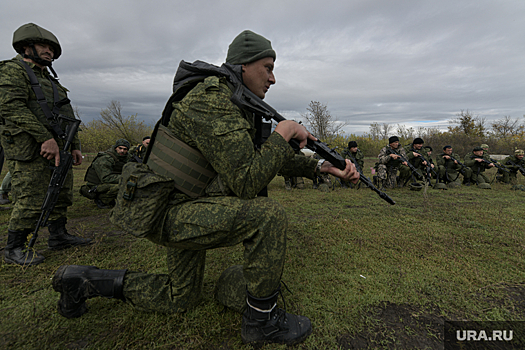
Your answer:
[437,166,472,183]
[122,196,287,314]
[7,157,72,231]
[471,171,491,185]
[80,183,119,205]
[498,170,520,184]
[377,164,399,189]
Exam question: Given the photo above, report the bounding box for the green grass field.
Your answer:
[1,159,524,349]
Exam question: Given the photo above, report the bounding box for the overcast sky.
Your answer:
[1,0,524,136]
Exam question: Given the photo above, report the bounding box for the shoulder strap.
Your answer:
[17,59,70,138]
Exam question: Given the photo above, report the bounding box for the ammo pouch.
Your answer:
[146,124,217,198]
[109,162,175,238]
[0,125,40,161]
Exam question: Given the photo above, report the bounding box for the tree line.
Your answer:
[302,102,525,158]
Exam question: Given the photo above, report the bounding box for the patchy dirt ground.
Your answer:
[337,284,525,349]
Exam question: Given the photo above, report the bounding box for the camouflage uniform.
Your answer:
[500,154,525,184]
[436,151,472,183]
[398,144,427,182]
[122,75,318,313]
[0,56,81,231]
[464,152,493,185]
[80,143,128,205]
[341,147,364,170]
[377,145,407,188]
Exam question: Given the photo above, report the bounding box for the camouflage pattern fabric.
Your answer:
[377,145,407,188]
[436,151,472,183]
[81,146,128,204]
[341,147,364,170]
[464,152,492,185]
[122,75,318,313]
[499,155,525,184]
[0,56,79,231]
[130,144,148,161]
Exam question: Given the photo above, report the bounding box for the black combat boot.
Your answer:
[48,217,92,250]
[241,285,312,345]
[4,229,45,266]
[52,265,127,318]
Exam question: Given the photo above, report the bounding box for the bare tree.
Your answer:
[490,116,525,139]
[448,110,485,137]
[396,124,416,140]
[99,100,150,144]
[302,101,345,139]
[380,123,393,140]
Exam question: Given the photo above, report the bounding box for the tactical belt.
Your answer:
[146,124,216,198]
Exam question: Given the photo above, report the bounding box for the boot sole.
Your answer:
[242,326,312,346]
[52,265,88,318]
[4,256,44,266]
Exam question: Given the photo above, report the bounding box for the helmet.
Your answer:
[433,182,448,190]
[12,23,62,59]
[409,182,423,191]
[478,183,491,189]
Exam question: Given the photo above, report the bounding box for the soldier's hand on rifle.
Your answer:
[390,154,400,160]
[444,155,451,160]
[274,120,313,148]
[489,163,495,167]
[41,138,60,166]
[422,160,427,166]
[72,150,83,166]
[322,159,360,184]
[475,158,484,162]
[402,161,408,166]
[413,152,420,157]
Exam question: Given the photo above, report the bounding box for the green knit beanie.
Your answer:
[226,30,276,65]
[115,138,130,150]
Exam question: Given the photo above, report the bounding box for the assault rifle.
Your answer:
[386,148,421,181]
[219,63,395,205]
[506,159,525,176]
[471,156,510,174]
[411,149,438,179]
[28,116,80,248]
[447,155,468,173]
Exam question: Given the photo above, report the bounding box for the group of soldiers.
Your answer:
[2,24,365,345]
[375,136,525,190]
[78,136,150,208]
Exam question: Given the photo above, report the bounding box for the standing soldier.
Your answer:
[0,23,91,266]
[376,136,408,189]
[464,146,494,189]
[500,149,525,184]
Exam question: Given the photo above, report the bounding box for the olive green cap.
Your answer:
[226,30,276,65]
[480,144,489,149]
[12,23,62,59]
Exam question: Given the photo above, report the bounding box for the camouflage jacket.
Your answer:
[436,152,463,171]
[0,55,80,161]
[502,155,525,173]
[403,145,428,170]
[167,75,318,203]
[464,152,492,173]
[85,147,128,185]
[378,145,407,168]
[341,147,364,170]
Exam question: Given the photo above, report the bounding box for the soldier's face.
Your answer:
[473,150,483,157]
[350,147,358,153]
[517,154,524,160]
[413,143,423,150]
[116,146,129,156]
[242,57,275,99]
[142,139,150,147]
[390,141,400,148]
[444,148,452,155]
[25,43,54,62]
